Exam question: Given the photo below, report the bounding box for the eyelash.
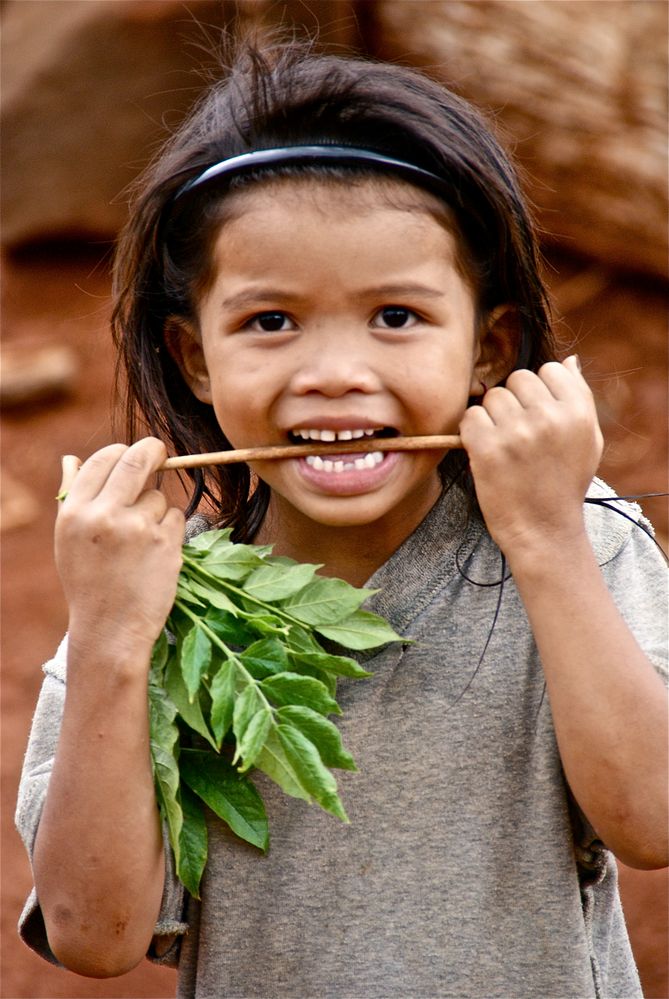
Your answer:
[242,312,296,333]
[241,305,422,334]
[370,306,420,330]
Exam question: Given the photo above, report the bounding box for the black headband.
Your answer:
[174,145,449,201]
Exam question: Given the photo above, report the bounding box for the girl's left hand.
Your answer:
[459,356,604,559]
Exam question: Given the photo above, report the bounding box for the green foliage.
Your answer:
[149,530,402,898]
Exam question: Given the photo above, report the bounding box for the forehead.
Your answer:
[218,173,456,228]
[203,175,470,287]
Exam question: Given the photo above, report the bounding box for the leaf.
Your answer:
[184,528,233,552]
[238,610,290,638]
[186,578,240,615]
[205,610,257,647]
[165,652,218,751]
[148,680,182,869]
[243,561,320,601]
[177,783,208,898]
[232,682,263,749]
[287,648,372,679]
[180,625,213,700]
[254,728,311,803]
[260,672,341,715]
[240,638,290,679]
[196,541,269,582]
[281,577,375,626]
[235,707,272,773]
[180,749,269,851]
[150,629,170,680]
[317,609,402,650]
[277,724,348,821]
[209,658,236,745]
[175,579,207,608]
[276,705,357,771]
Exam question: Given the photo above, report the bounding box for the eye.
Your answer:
[371,306,420,330]
[244,311,296,333]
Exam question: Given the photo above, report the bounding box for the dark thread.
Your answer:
[453,490,667,707]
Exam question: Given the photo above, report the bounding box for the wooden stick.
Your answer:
[159,434,462,471]
[58,436,462,496]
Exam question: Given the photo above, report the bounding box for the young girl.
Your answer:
[16,44,667,998]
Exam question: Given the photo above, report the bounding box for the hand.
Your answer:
[459,357,603,559]
[55,438,185,662]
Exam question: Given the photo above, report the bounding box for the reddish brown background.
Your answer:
[2,2,667,997]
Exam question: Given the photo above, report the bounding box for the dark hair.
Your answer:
[112,42,556,539]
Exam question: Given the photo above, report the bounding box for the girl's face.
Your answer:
[172,178,502,547]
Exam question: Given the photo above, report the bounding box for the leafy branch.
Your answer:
[148,529,402,897]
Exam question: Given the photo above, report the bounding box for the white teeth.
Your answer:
[293,427,383,442]
[305,452,384,473]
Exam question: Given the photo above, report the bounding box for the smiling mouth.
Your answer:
[289,427,398,472]
[287,427,399,473]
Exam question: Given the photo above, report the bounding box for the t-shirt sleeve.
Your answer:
[14,636,189,968]
[584,486,668,682]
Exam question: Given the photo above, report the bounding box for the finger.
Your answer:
[502,368,555,409]
[538,357,592,404]
[62,443,129,503]
[479,384,524,425]
[100,438,169,506]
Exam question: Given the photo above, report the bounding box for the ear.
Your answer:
[163,317,212,405]
[470,305,522,396]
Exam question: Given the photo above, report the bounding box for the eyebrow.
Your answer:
[220,289,299,311]
[356,283,445,300]
[220,283,446,312]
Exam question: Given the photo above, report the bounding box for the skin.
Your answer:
[34,178,667,977]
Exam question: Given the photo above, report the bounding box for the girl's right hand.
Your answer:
[55,437,185,664]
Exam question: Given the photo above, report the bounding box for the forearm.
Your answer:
[508,530,668,869]
[33,641,165,977]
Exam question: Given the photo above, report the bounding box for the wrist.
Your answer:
[66,621,156,683]
[502,522,594,582]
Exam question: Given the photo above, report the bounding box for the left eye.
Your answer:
[245,312,295,333]
[371,306,419,329]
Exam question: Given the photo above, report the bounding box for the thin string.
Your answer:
[450,490,668,711]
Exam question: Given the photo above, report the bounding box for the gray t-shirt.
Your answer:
[16,480,668,998]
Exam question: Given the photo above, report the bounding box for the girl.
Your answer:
[16,44,667,998]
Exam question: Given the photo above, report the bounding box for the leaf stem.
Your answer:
[182,555,306,629]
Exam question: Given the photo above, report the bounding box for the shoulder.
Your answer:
[584,477,656,565]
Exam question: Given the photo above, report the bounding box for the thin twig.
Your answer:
[159,435,462,470]
[57,435,462,497]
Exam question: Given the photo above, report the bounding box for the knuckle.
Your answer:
[118,450,149,474]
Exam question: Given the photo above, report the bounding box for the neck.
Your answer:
[254,493,442,587]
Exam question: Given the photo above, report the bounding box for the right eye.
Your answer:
[244,311,296,333]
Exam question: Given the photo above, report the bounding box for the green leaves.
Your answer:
[149,530,402,898]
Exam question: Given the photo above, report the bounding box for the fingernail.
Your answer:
[572,353,582,372]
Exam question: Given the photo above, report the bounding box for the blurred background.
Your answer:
[1,1,667,996]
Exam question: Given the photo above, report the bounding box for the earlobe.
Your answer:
[471,304,522,393]
[164,317,213,405]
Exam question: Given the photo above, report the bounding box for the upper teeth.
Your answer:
[293,428,381,441]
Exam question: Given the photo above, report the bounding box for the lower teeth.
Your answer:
[305,452,384,473]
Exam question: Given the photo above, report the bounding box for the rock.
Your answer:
[371,0,668,280]
[1,0,228,245]
[0,468,41,531]
[0,343,79,408]
[0,0,361,249]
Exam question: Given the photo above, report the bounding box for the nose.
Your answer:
[288,330,383,398]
